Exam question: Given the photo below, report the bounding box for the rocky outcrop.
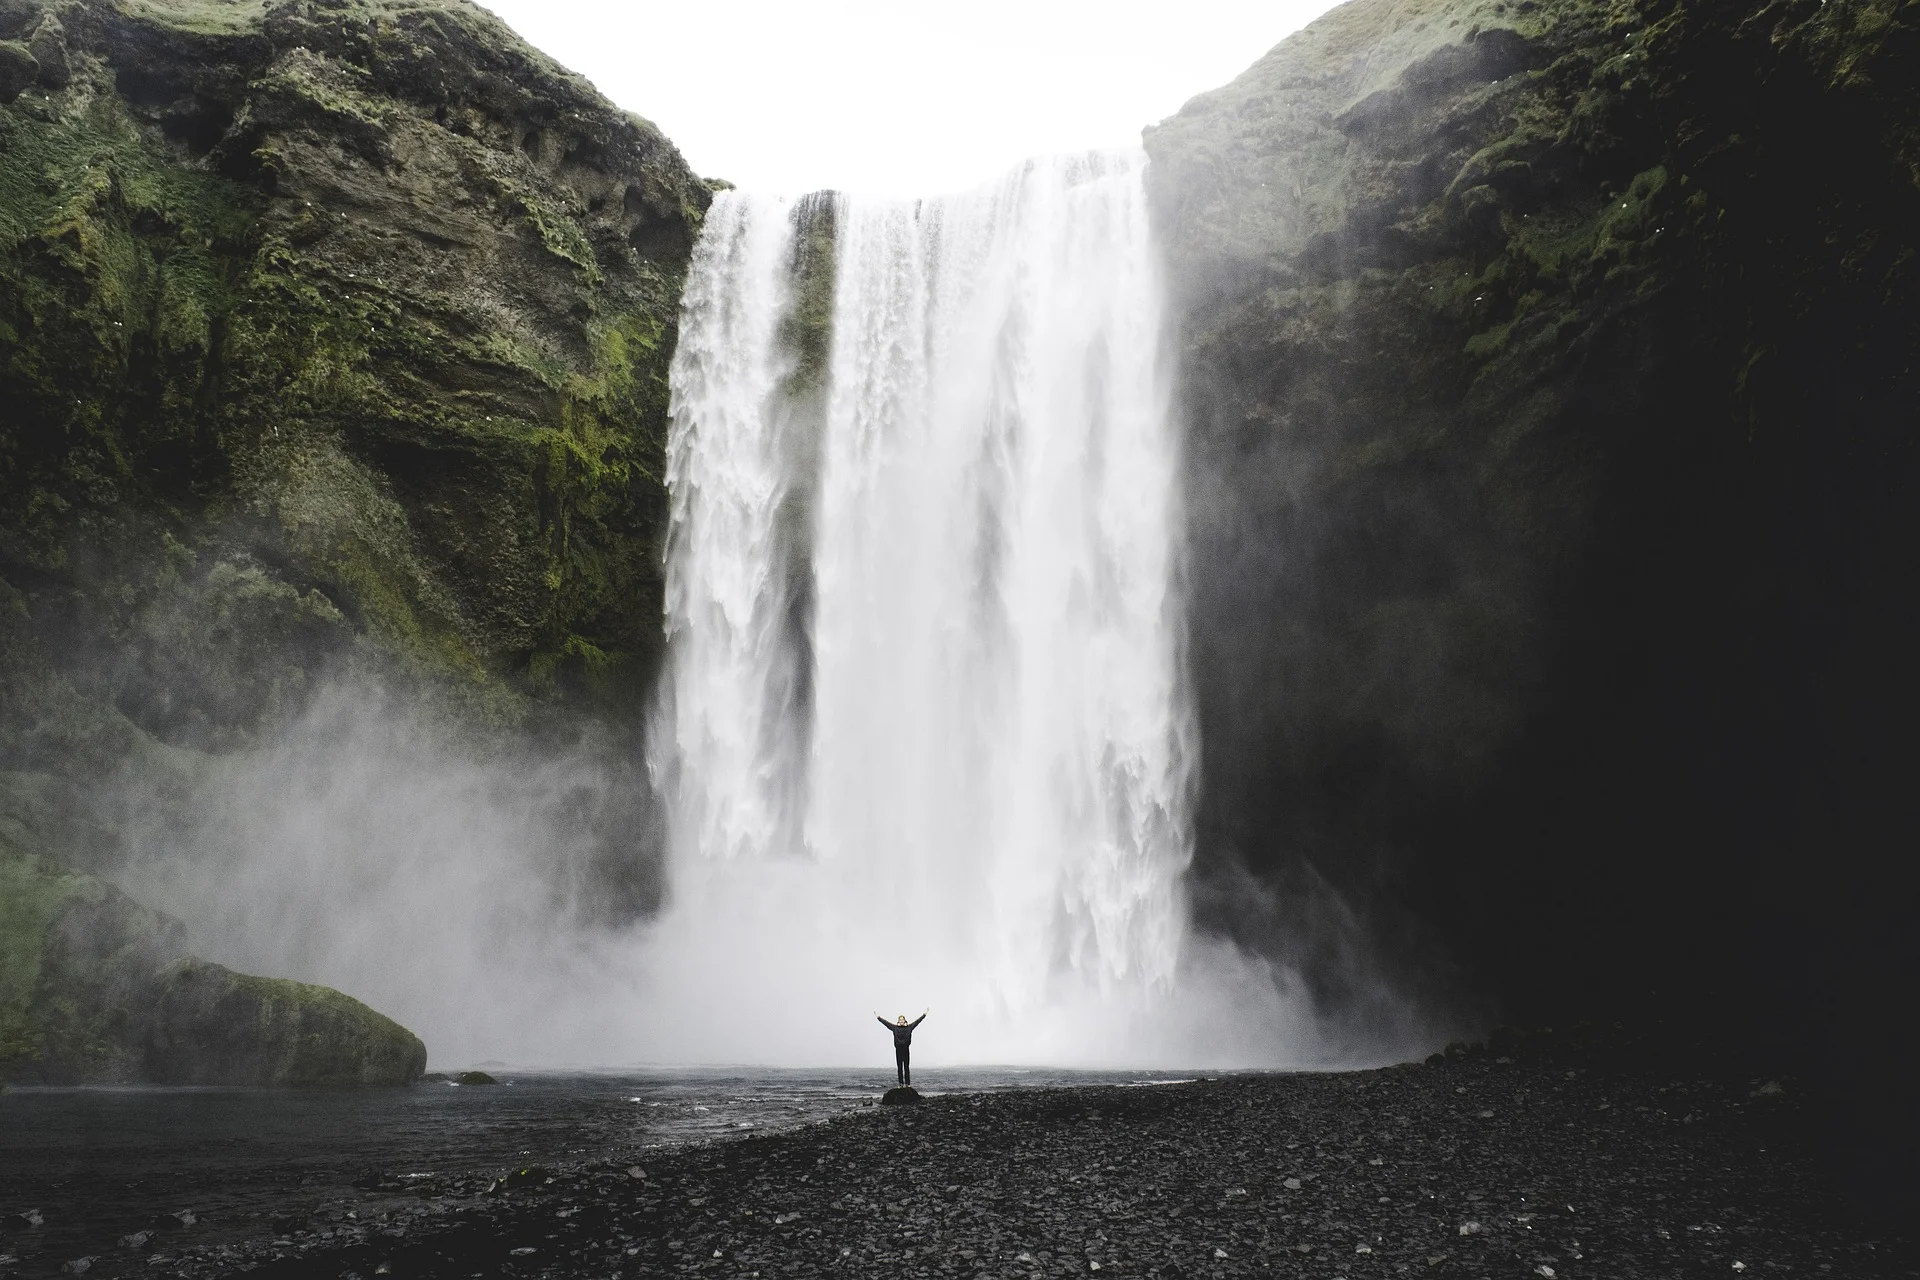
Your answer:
[1,825,424,1086]
[0,0,710,760]
[145,957,425,1086]
[0,0,696,1082]
[1146,0,1917,1206]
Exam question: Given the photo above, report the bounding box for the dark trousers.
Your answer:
[895,1046,910,1085]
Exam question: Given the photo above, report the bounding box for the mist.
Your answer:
[90,150,1450,1071]
[94,674,1436,1069]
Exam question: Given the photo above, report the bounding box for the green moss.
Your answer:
[2,0,706,738]
[0,843,86,1063]
[0,86,261,575]
[2,815,426,1085]
[261,436,489,682]
[0,811,188,1081]
[151,957,427,1086]
[115,0,271,37]
[518,186,602,285]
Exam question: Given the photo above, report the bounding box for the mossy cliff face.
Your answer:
[0,0,710,756]
[1146,0,1918,1201]
[0,0,702,1082]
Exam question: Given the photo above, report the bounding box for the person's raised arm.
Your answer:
[910,1008,927,1029]
[875,1013,892,1030]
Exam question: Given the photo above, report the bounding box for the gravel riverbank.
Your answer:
[9,1051,1914,1279]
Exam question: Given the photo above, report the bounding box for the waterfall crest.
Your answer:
[653,155,1310,1064]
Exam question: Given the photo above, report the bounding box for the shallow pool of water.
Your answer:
[0,1066,1194,1273]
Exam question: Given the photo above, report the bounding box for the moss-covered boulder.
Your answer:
[0,38,37,101]
[0,828,183,1079]
[145,958,424,1086]
[1,825,424,1085]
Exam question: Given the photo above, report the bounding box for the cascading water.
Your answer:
[649,153,1316,1066]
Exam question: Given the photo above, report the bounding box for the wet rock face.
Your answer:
[145,958,426,1087]
[1146,0,1919,1209]
[1146,0,1918,1022]
[0,0,699,1091]
[0,0,711,750]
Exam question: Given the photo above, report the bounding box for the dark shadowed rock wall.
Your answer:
[1146,0,1918,1214]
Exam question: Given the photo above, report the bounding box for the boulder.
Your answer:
[1,828,426,1086]
[881,1086,923,1106]
[25,14,65,87]
[145,959,426,1087]
[0,38,34,101]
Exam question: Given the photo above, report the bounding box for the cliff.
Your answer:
[0,0,709,759]
[0,0,708,1083]
[1146,0,1918,1210]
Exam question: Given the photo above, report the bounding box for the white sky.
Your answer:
[474,0,1342,196]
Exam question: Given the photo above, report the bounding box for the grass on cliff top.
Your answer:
[112,0,577,74]
[1214,0,1534,107]
[113,0,490,39]
[114,0,268,36]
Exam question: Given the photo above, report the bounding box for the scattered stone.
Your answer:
[9,1057,1913,1279]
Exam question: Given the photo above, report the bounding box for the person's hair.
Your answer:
[897,1014,907,1023]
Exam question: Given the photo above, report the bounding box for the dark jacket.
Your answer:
[878,1014,925,1048]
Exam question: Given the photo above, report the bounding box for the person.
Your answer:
[874,1008,928,1086]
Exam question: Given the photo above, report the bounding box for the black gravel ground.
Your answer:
[10,1051,1915,1280]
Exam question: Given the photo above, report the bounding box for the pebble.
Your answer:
[23,1055,1918,1279]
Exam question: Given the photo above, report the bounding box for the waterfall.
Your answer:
[651,154,1301,1065]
